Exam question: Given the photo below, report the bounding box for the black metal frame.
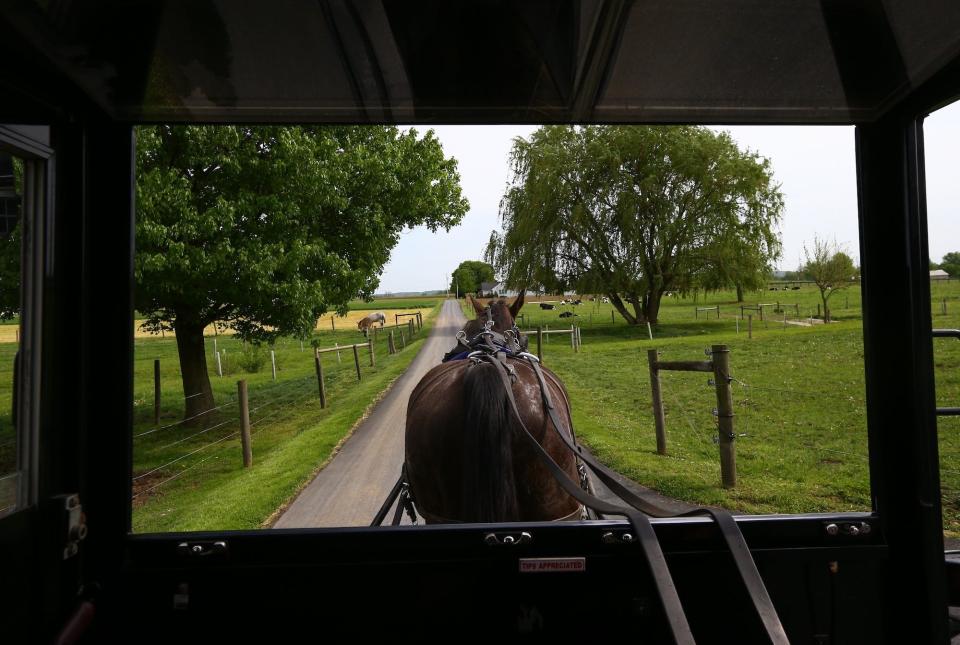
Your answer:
[0,10,958,643]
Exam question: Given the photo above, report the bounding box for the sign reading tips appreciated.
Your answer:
[518,557,586,573]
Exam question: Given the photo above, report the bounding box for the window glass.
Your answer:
[922,101,960,546]
[130,124,869,533]
[0,151,23,518]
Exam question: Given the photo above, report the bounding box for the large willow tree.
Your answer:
[487,126,783,323]
[136,125,468,418]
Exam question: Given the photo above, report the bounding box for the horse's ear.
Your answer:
[471,296,487,317]
[509,291,525,318]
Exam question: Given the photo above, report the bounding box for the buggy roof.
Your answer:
[2,0,960,125]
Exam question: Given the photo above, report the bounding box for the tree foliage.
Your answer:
[450,260,495,295]
[939,252,960,278]
[0,155,22,320]
[803,236,856,322]
[487,126,783,323]
[136,125,468,416]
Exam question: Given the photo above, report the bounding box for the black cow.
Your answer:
[539,303,555,310]
[559,311,578,318]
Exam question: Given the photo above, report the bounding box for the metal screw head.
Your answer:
[503,535,515,545]
[847,525,860,536]
[484,533,498,546]
[191,545,203,554]
[825,523,839,536]
[602,532,616,544]
[621,533,634,543]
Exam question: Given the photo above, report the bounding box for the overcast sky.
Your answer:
[378,104,960,294]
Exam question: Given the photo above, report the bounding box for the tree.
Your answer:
[940,252,960,278]
[803,236,856,322]
[449,260,495,296]
[0,154,22,319]
[136,125,468,418]
[487,126,783,323]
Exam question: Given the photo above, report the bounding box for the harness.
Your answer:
[376,319,789,644]
[442,306,526,362]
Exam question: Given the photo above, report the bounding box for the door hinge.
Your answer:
[58,494,87,560]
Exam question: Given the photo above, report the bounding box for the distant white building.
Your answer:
[931,269,951,280]
[483,282,538,298]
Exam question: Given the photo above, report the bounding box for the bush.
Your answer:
[237,344,268,373]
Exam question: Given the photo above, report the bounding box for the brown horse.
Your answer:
[404,295,582,523]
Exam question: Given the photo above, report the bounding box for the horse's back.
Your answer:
[405,358,580,523]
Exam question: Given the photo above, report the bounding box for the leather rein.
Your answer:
[471,349,788,645]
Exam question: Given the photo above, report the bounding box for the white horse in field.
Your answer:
[358,312,386,337]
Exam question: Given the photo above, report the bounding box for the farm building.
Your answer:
[931,269,951,280]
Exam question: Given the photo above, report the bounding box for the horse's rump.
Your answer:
[404,358,581,523]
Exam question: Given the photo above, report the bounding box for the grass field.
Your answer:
[128,304,438,532]
[468,281,960,532]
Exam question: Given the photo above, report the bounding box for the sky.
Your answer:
[377,105,960,294]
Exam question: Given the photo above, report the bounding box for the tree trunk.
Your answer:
[608,293,638,324]
[819,291,830,323]
[736,284,744,303]
[644,289,663,323]
[175,317,216,421]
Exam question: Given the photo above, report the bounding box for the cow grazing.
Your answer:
[559,311,578,318]
[539,303,555,310]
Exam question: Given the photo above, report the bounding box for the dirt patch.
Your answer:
[131,471,170,507]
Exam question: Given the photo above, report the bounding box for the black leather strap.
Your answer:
[488,354,789,645]
[483,355,695,644]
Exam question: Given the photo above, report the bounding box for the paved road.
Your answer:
[273,299,465,528]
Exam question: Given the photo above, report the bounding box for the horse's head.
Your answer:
[470,294,528,352]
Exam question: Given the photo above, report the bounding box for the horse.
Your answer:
[357,311,386,337]
[404,294,583,523]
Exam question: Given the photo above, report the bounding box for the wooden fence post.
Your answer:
[353,344,362,381]
[154,359,161,426]
[545,323,550,343]
[314,350,326,409]
[331,317,335,331]
[238,380,252,468]
[409,319,415,338]
[388,331,396,354]
[748,315,753,339]
[270,350,277,380]
[536,326,543,362]
[711,345,736,488]
[647,349,667,455]
[611,310,615,324]
[716,306,720,319]
[369,339,375,367]
[395,313,399,326]
[216,350,223,377]
[399,330,406,349]
[570,326,576,351]
[335,342,341,363]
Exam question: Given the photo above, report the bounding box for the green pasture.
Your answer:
[347,296,442,310]
[467,281,960,533]
[129,305,438,533]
